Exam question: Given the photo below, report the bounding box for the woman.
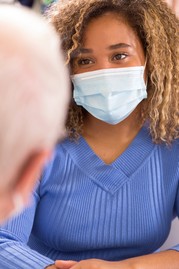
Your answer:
[0,0,178,269]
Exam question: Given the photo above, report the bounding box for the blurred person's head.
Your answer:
[0,5,69,222]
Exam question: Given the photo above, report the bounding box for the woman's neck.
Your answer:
[83,107,143,142]
[82,107,143,164]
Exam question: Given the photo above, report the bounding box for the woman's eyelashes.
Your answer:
[77,57,94,66]
[74,52,128,68]
[111,53,128,61]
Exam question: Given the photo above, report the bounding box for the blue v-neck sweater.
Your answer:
[0,126,179,269]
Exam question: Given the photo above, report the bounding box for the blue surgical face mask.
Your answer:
[71,66,147,125]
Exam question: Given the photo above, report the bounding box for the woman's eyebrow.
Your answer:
[72,43,132,58]
[77,48,93,54]
[70,48,92,59]
[71,48,93,59]
[107,43,132,50]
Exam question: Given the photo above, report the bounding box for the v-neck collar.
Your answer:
[62,125,156,194]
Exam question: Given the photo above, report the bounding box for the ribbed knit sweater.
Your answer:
[0,126,179,269]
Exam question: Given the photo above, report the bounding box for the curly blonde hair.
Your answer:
[48,0,179,144]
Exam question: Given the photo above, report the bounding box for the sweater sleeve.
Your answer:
[169,162,179,252]
[0,181,54,269]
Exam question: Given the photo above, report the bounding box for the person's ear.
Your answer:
[13,150,52,206]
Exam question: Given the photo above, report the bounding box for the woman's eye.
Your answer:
[112,53,127,61]
[77,58,93,65]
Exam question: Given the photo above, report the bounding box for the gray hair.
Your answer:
[0,5,70,185]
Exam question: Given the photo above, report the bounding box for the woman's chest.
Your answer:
[33,153,178,253]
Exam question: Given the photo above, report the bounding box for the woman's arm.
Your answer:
[55,250,179,269]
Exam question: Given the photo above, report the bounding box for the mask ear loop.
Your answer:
[141,58,149,126]
[143,57,148,88]
[144,57,147,69]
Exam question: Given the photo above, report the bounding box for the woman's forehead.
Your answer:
[81,13,141,48]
